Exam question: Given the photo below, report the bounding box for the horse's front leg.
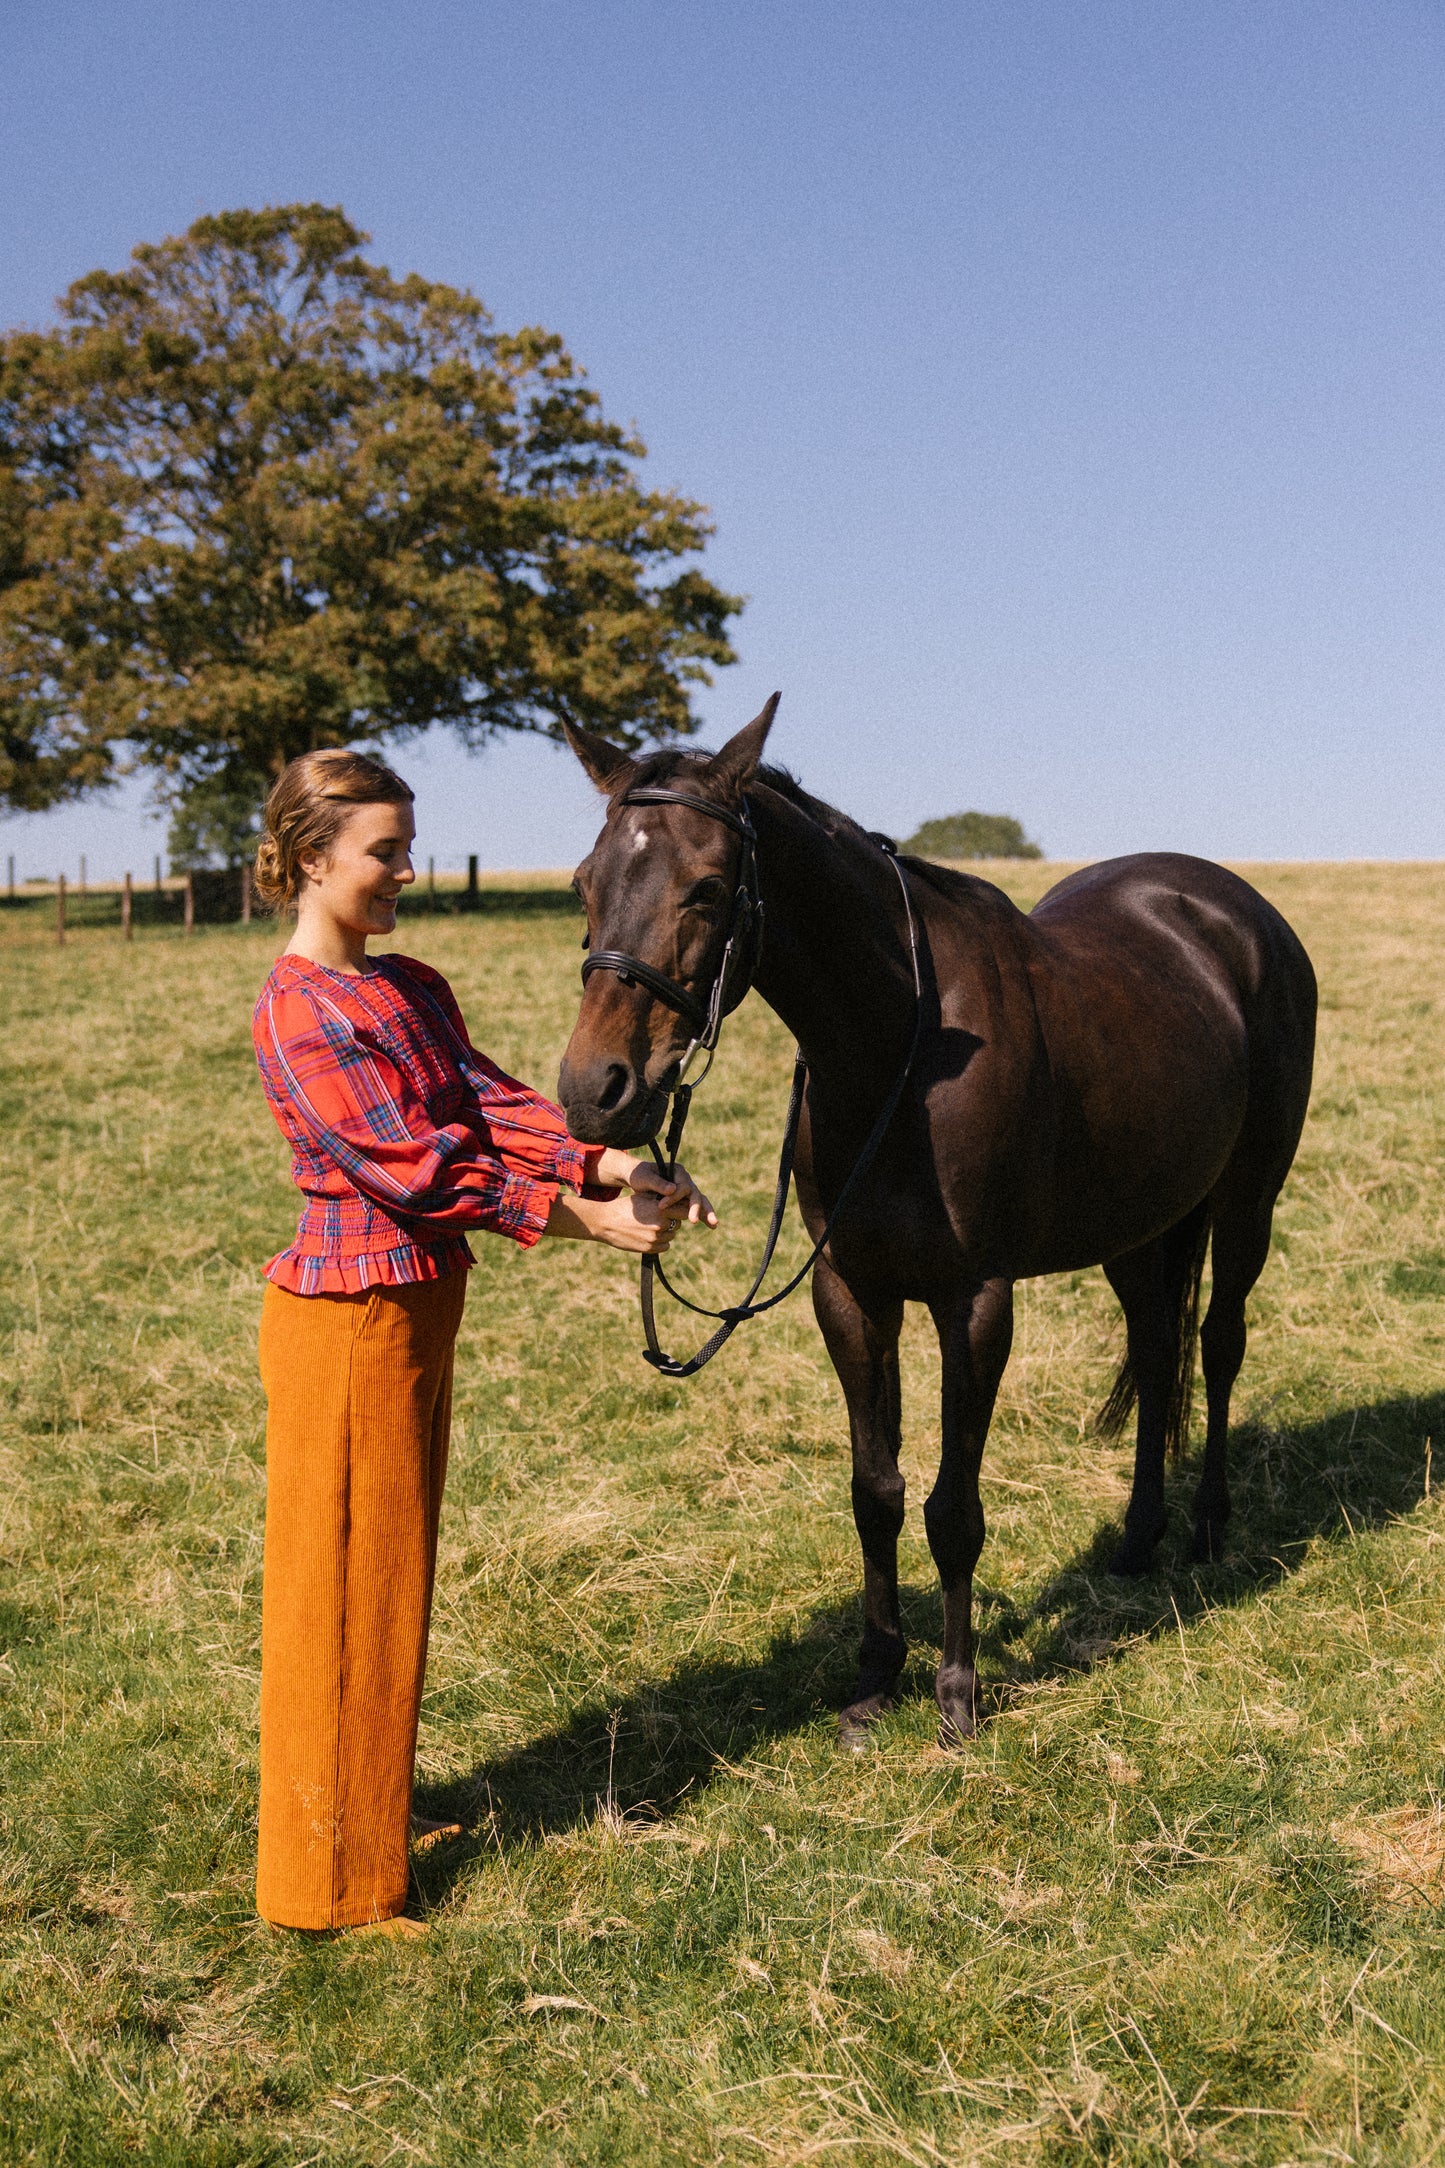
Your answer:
[812,1260,906,1748]
[925,1279,1014,1746]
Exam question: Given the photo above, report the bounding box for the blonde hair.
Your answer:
[254,749,414,913]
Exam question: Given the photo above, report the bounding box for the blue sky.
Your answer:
[2,0,1442,875]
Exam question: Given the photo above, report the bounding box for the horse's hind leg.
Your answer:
[1104,1202,1211,1577]
[812,1261,907,1744]
[925,1277,1014,1746]
[1192,1172,1283,1562]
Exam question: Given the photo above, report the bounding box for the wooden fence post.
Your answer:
[80,854,87,896]
[183,870,194,935]
[122,871,133,942]
[154,854,162,897]
[467,854,479,905]
[6,854,13,901]
[241,862,252,924]
[56,873,66,947]
[428,855,436,902]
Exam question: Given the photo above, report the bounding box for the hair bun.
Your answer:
[252,834,286,912]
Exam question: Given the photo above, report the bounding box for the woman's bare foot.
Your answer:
[410,1814,464,1851]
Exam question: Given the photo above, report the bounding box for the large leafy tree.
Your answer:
[0,204,741,818]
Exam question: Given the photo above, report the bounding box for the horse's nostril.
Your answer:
[596,1063,632,1114]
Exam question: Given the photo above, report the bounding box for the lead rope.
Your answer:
[638,846,924,1380]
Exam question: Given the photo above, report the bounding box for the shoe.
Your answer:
[410,1815,464,1852]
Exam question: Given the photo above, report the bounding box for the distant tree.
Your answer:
[165,772,263,871]
[902,810,1043,860]
[0,204,741,823]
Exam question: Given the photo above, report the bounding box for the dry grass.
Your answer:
[0,860,1443,2163]
[1330,1807,1445,1908]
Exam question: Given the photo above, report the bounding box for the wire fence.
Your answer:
[1,858,581,943]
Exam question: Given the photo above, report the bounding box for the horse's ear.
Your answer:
[705,693,781,795]
[562,721,633,793]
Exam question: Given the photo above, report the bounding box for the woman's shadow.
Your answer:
[414,1387,1441,1886]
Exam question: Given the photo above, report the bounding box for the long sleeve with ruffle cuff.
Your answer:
[253,954,601,1291]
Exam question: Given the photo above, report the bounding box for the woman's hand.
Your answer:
[545,1152,718,1254]
[545,1187,683,1255]
[594,1149,718,1231]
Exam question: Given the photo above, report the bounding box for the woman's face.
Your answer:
[300,799,417,938]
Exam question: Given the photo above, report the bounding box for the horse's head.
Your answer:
[557,695,780,1146]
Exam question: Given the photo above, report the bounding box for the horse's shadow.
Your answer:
[414,1389,1440,1887]
[975,1385,1439,1694]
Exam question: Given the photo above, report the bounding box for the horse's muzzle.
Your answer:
[557,1057,670,1149]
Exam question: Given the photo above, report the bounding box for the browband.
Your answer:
[621,787,755,841]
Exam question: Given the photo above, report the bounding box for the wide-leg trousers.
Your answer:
[255,1269,467,1928]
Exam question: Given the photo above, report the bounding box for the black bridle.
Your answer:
[580,787,763,1074]
[579,784,923,1379]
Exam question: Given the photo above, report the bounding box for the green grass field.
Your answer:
[1,861,1442,2165]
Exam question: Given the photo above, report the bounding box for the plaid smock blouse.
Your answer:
[253,952,601,1295]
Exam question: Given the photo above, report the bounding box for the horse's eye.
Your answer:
[683,879,726,911]
[580,929,590,950]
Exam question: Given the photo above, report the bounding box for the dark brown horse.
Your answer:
[558,700,1317,1747]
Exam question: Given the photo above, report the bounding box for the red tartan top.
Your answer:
[253,951,601,1295]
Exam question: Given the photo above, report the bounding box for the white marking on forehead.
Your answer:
[631,827,650,854]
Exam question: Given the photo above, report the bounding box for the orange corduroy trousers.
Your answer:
[255,1270,467,1928]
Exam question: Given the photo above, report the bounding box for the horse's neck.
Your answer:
[749,788,916,1081]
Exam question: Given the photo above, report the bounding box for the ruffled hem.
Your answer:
[263,1238,475,1296]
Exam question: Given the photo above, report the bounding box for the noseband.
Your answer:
[578,785,923,1379]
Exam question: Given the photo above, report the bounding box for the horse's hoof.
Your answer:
[837,1689,894,1752]
[934,1661,978,1747]
[1108,1531,1162,1578]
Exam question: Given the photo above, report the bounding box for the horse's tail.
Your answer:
[1095,1351,1139,1445]
[1095,1207,1211,1461]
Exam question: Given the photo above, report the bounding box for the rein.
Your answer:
[579,785,924,1379]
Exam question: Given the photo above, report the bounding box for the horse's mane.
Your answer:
[755,762,881,850]
[625,748,880,854]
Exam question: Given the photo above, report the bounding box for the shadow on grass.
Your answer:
[987,1385,1442,1697]
[416,1607,861,1868]
[415,1388,1441,1878]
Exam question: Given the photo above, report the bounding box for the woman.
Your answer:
[250,748,712,1937]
